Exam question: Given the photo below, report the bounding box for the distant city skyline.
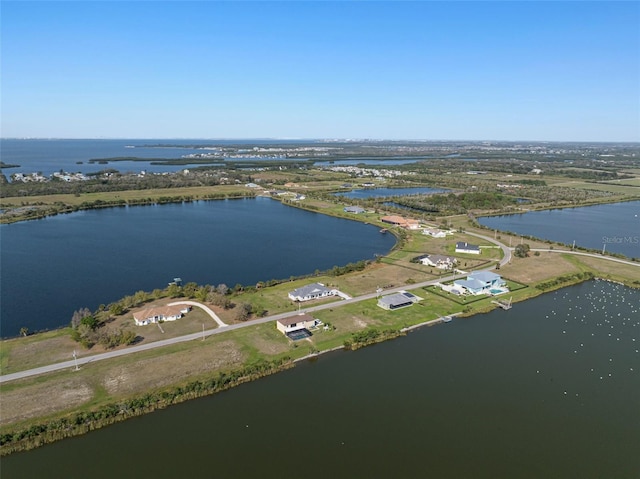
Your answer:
[2,1,639,142]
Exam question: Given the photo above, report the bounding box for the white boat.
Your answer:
[442,316,452,323]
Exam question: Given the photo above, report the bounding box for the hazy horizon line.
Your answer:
[2,137,639,145]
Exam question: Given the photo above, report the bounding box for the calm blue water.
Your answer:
[478,201,640,258]
[0,198,395,337]
[0,139,211,176]
[335,186,449,199]
[1,139,427,177]
[3,281,638,478]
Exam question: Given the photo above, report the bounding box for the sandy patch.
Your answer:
[101,340,246,396]
[0,378,93,426]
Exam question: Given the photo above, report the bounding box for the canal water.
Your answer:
[2,280,638,478]
[0,197,395,336]
[335,186,449,199]
[478,201,640,258]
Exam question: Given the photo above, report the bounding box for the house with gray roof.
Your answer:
[454,271,506,295]
[377,291,421,310]
[455,241,481,254]
[288,283,338,302]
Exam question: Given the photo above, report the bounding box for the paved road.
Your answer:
[466,230,512,266]
[4,234,635,384]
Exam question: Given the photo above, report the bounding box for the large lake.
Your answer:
[478,201,640,258]
[0,198,395,337]
[335,186,449,199]
[2,281,638,478]
[1,139,429,176]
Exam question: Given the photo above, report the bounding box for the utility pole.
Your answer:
[73,350,79,371]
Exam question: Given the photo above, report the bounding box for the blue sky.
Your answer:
[2,1,639,141]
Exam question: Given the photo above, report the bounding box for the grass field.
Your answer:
[0,185,252,209]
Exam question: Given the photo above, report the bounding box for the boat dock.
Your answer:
[492,297,513,310]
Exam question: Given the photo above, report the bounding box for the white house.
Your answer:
[288,283,338,302]
[453,271,506,295]
[417,254,457,270]
[276,313,320,336]
[344,206,365,214]
[455,242,481,254]
[133,305,191,326]
[422,228,447,238]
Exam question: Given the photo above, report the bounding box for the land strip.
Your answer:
[2,242,637,385]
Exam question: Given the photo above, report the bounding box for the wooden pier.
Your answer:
[492,296,513,310]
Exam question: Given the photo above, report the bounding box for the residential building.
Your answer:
[455,241,481,254]
[276,313,320,336]
[381,215,420,229]
[344,206,365,214]
[133,305,191,326]
[288,283,338,302]
[377,291,420,310]
[417,254,457,269]
[453,271,506,295]
[422,228,447,238]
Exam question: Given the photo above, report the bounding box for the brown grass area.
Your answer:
[237,323,291,356]
[0,377,93,426]
[337,262,423,293]
[3,334,78,374]
[566,255,640,281]
[0,338,247,427]
[101,340,244,396]
[498,253,580,284]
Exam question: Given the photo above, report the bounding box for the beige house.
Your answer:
[133,305,191,326]
[276,313,320,336]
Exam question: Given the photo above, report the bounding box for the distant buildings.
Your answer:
[344,206,365,214]
[381,215,420,229]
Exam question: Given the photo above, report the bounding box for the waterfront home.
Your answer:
[417,254,457,270]
[133,305,191,326]
[453,271,506,295]
[276,313,320,338]
[455,241,481,254]
[377,291,421,310]
[344,206,365,214]
[422,228,447,238]
[381,215,420,230]
[288,283,338,302]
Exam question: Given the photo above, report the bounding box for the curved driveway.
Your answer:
[168,301,228,327]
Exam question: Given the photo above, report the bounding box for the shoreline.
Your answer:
[0,277,636,456]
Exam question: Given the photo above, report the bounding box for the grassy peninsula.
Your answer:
[1,142,640,455]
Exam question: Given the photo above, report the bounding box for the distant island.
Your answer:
[0,161,20,169]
